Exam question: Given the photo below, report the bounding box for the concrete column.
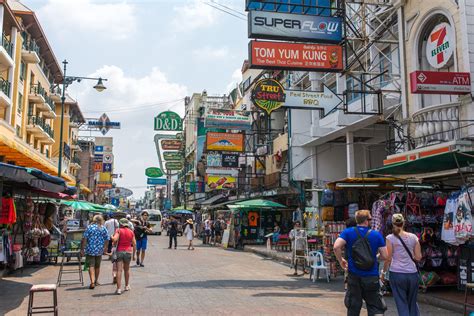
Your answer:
[346,132,355,178]
[0,6,4,37]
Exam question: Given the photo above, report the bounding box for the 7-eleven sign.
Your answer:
[426,22,454,69]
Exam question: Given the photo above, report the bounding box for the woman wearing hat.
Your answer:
[110,218,136,295]
[184,218,195,250]
[381,213,422,316]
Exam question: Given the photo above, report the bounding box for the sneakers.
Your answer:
[136,259,140,266]
[116,289,122,295]
[139,263,145,267]
[125,285,131,291]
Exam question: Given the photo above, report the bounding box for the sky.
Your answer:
[23,0,248,198]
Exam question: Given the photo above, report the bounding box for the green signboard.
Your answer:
[163,151,183,161]
[154,111,183,131]
[145,167,164,178]
[166,161,183,171]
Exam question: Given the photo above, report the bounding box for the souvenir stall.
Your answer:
[0,162,76,274]
[364,150,474,292]
[227,199,286,248]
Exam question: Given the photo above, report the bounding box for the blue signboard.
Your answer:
[103,163,112,172]
[246,0,332,16]
[94,154,103,162]
[147,178,167,185]
[164,199,172,210]
[95,145,104,152]
[111,198,120,207]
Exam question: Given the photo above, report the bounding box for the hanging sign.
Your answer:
[410,71,471,95]
[426,23,454,69]
[104,187,133,198]
[147,178,167,185]
[161,139,182,150]
[166,161,183,171]
[154,111,183,131]
[145,167,164,178]
[103,163,112,172]
[103,153,114,163]
[95,145,104,153]
[204,109,252,130]
[94,154,103,162]
[285,86,342,113]
[251,78,286,114]
[249,40,343,71]
[206,132,244,152]
[248,11,343,43]
[222,154,239,168]
[94,162,103,172]
[87,113,121,135]
[163,151,183,161]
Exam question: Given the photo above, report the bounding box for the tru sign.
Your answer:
[154,111,183,131]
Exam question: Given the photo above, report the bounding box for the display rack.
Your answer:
[323,221,346,278]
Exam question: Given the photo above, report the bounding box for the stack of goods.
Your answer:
[323,221,346,278]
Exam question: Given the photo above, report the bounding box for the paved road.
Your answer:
[0,235,458,315]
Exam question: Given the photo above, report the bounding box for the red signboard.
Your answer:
[410,71,471,95]
[249,40,343,71]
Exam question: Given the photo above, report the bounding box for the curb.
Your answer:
[243,246,465,314]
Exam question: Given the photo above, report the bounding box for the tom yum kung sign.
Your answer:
[249,41,343,71]
[251,78,286,114]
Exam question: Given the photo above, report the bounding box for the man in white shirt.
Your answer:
[104,215,119,254]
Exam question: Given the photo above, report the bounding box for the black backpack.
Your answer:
[351,227,375,270]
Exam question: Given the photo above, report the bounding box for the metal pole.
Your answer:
[58,60,68,178]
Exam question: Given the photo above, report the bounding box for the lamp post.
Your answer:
[57,60,107,178]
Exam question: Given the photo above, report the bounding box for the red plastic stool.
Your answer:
[27,284,58,316]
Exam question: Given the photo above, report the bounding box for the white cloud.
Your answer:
[172,0,218,31]
[225,67,242,92]
[71,66,187,198]
[37,0,137,40]
[192,46,230,59]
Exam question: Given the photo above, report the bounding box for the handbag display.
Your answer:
[322,207,334,221]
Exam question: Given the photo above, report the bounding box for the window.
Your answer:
[346,76,361,103]
[15,125,21,137]
[17,93,23,114]
[379,46,392,87]
[20,62,26,82]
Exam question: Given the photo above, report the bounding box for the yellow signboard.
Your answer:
[207,175,236,190]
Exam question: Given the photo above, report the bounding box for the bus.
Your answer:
[146,209,162,235]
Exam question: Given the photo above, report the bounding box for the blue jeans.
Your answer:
[390,271,420,316]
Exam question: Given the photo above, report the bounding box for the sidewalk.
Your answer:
[243,245,467,314]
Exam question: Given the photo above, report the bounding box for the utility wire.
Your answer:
[202,1,247,21]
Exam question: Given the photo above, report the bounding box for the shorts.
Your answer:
[205,229,211,236]
[85,255,102,268]
[215,231,222,237]
[116,251,132,263]
[107,238,113,253]
[136,238,148,251]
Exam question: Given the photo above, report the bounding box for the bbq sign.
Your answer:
[251,78,286,114]
[426,23,454,69]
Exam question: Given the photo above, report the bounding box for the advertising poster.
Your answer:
[207,153,222,167]
[207,175,237,190]
[206,132,244,152]
[161,139,182,150]
[204,109,252,130]
[222,154,239,168]
[249,40,343,71]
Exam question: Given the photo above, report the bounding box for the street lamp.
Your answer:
[57,59,108,178]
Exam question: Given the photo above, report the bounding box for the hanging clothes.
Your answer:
[455,189,473,243]
[0,197,16,225]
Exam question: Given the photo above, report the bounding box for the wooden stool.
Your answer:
[464,283,474,316]
[27,284,58,316]
[57,250,83,286]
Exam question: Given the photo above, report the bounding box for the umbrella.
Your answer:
[103,204,117,210]
[169,209,193,215]
[61,200,107,212]
[230,199,286,209]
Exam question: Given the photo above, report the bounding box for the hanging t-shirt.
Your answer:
[248,212,259,227]
[0,198,16,225]
[455,191,473,243]
[442,196,459,245]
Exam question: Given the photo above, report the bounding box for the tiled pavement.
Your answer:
[0,235,458,315]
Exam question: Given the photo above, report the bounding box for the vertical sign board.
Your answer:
[249,41,343,72]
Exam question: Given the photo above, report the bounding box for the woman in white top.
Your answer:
[184,219,195,250]
[381,213,422,316]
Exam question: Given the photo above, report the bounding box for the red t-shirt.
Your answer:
[116,228,134,252]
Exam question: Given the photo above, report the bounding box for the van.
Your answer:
[145,209,162,235]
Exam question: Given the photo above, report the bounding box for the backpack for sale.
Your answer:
[351,228,375,271]
[321,207,334,221]
[334,206,345,221]
[334,190,346,207]
[321,189,334,206]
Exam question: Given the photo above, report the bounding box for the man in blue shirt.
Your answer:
[81,215,110,289]
[334,210,388,316]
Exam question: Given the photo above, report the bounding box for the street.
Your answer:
[0,235,457,316]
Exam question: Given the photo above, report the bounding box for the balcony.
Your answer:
[26,116,55,144]
[70,140,82,152]
[29,83,46,104]
[412,102,461,149]
[0,77,11,108]
[50,86,62,102]
[0,33,13,70]
[21,39,40,64]
[70,155,81,170]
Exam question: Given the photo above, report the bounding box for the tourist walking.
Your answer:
[184,218,195,250]
[80,215,109,289]
[289,221,307,276]
[168,216,178,249]
[204,217,211,244]
[214,218,224,245]
[103,214,119,283]
[134,211,152,267]
[333,210,388,316]
[381,214,422,316]
[111,218,136,295]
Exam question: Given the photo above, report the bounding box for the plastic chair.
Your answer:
[309,251,330,283]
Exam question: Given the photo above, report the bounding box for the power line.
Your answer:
[83,98,185,114]
[202,1,247,21]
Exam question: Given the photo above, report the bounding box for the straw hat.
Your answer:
[186,219,194,225]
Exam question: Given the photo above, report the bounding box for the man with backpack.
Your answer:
[333,210,388,316]
[213,218,225,245]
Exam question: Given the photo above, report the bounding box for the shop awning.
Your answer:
[363,151,474,176]
[61,200,107,212]
[326,177,401,190]
[201,194,227,206]
[228,199,287,209]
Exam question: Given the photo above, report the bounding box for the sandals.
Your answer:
[89,284,95,290]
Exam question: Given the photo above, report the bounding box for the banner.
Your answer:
[206,132,244,152]
[249,40,343,71]
[207,175,236,190]
[204,109,251,130]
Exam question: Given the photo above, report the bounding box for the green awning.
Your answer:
[364,151,474,176]
[61,200,107,212]
[229,199,287,209]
